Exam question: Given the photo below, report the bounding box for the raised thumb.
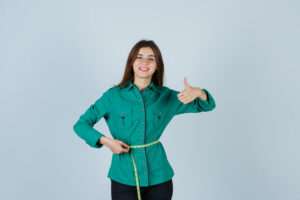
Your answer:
[184,77,190,88]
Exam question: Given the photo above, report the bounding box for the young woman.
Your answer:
[73,39,216,200]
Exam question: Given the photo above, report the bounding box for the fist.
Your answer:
[106,138,130,154]
[177,77,206,104]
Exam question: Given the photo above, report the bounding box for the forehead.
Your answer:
[137,47,155,56]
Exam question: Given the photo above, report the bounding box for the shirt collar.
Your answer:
[125,80,161,94]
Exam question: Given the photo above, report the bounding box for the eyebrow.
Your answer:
[137,53,155,57]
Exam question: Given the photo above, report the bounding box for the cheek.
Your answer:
[132,62,139,70]
[151,64,157,72]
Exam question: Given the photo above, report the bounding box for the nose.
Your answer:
[140,58,150,65]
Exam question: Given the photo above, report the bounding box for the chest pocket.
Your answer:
[119,111,132,129]
[152,111,163,128]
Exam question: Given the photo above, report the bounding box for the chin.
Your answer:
[135,73,153,79]
[139,75,152,79]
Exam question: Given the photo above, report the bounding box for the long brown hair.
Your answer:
[116,39,164,88]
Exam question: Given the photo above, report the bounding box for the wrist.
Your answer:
[100,136,111,146]
[197,88,207,100]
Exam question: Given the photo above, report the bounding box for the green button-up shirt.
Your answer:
[73,80,216,187]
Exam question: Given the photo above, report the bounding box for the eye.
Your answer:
[135,56,155,61]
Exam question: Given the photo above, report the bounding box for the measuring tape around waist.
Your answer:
[129,140,161,200]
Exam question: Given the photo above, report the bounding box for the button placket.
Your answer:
[134,87,150,185]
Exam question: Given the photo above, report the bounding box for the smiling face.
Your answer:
[133,47,157,80]
[117,40,165,89]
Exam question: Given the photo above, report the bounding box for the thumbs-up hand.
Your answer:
[177,77,207,104]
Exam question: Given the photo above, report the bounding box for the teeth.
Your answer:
[139,67,149,72]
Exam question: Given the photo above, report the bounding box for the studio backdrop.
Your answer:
[0,0,299,200]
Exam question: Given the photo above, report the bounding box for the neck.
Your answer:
[133,77,151,91]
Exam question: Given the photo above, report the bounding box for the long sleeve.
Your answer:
[170,88,216,115]
[73,90,110,148]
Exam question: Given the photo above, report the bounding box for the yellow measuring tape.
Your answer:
[129,140,160,200]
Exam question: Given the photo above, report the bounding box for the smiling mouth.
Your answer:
[139,67,150,72]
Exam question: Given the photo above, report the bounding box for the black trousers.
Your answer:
[111,179,173,200]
